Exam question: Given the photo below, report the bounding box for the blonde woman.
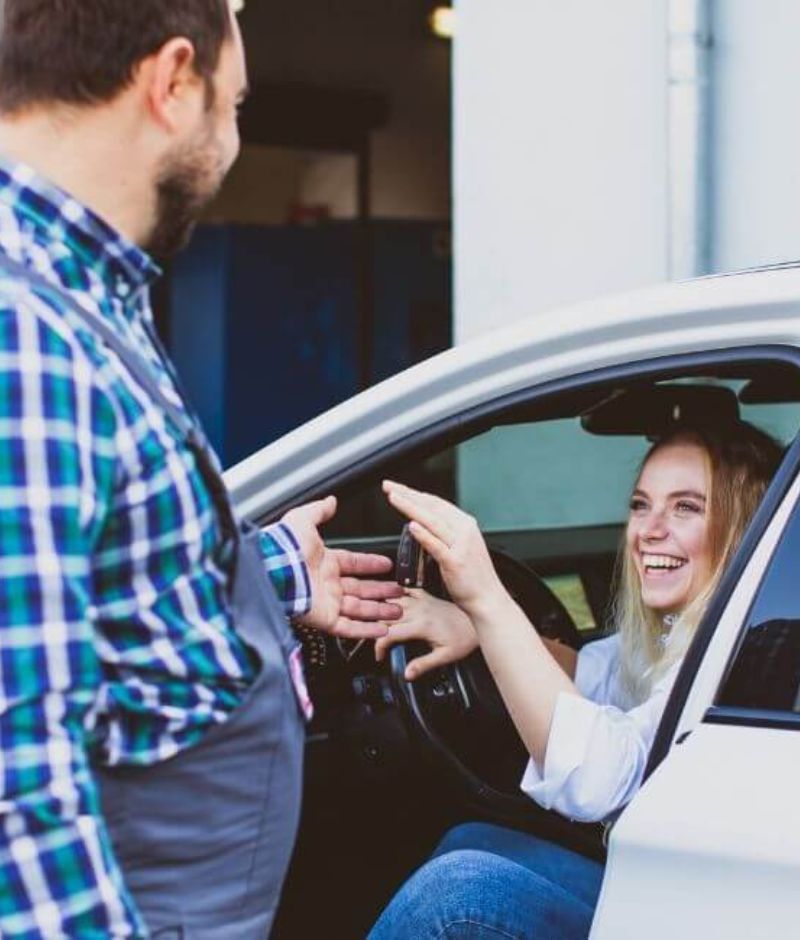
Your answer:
[369,421,782,940]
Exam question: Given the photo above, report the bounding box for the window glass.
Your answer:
[329,380,800,542]
[716,481,800,713]
[457,419,647,530]
[543,574,597,631]
[328,415,648,539]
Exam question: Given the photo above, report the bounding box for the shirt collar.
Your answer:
[0,154,162,304]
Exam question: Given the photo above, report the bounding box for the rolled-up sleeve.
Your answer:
[260,522,312,618]
[520,637,679,822]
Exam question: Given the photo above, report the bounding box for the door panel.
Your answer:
[592,724,800,939]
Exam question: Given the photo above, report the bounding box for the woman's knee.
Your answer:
[369,851,505,939]
[433,821,503,858]
[369,849,594,940]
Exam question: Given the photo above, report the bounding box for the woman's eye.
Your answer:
[676,500,703,514]
[629,498,648,512]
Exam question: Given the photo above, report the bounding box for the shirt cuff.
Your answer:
[260,522,312,618]
[520,691,601,817]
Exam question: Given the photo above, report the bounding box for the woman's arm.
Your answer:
[467,591,578,765]
[542,637,578,679]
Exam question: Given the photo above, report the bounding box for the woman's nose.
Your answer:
[641,509,668,540]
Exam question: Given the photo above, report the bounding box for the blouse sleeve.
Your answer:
[573,634,621,704]
[519,637,680,822]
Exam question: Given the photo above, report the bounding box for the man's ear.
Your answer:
[142,37,206,133]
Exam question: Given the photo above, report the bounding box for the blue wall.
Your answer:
[169,221,451,466]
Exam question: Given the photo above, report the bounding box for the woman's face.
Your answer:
[626,440,713,615]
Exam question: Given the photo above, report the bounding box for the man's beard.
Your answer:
[145,129,227,262]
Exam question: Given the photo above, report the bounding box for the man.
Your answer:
[0,2,401,936]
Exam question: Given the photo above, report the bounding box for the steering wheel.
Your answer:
[389,549,582,816]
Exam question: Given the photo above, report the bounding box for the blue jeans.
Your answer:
[367,822,604,939]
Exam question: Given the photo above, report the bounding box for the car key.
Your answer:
[395,522,427,587]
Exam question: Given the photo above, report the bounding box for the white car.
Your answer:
[226,268,800,939]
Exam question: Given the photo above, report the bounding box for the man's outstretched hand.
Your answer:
[282,496,403,637]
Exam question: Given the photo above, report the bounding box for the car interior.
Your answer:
[265,352,800,938]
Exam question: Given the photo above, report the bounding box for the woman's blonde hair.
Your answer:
[614,421,783,705]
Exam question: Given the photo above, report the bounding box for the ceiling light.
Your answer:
[429,6,456,41]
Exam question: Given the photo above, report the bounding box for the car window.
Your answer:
[458,419,646,530]
[328,375,800,636]
[715,485,800,715]
[329,415,648,540]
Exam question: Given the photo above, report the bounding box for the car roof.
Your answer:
[227,267,800,519]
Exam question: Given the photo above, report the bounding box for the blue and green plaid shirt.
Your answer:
[0,158,311,938]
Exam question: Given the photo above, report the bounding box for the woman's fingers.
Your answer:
[375,625,457,679]
[374,620,419,661]
[383,481,458,547]
[405,647,453,681]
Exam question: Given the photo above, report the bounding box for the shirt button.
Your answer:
[116,279,131,299]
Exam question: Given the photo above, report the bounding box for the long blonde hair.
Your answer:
[614,422,783,706]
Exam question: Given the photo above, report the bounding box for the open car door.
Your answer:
[592,453,800,938]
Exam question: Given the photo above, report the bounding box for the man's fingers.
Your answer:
[331,618,390,640]
[285,495,337,530]
[341,576,404,601]
[334,549,395,577]
[341,595,403,621]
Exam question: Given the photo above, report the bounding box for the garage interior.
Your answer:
[162,0,453,466]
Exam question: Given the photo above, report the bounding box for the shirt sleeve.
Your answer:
[520,638,681,823]
[573,633,621,704]
[260,522,312,618]
[0,301,146,938]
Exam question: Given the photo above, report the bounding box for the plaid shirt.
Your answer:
[0,158,311,938]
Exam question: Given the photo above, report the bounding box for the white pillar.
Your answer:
[711,0,800,270]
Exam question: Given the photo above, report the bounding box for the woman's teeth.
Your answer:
[643,553,687,570]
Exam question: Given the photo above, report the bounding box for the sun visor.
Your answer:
[580,384,741,437]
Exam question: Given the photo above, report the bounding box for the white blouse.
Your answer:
[520,634,681,823]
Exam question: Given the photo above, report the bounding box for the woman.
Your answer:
[369,420,782,940]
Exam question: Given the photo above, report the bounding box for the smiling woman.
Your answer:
[370,418,783,940]
[627,440,711,613]
[617,423,783,707]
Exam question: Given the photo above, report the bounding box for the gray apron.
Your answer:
[0,255,306,938]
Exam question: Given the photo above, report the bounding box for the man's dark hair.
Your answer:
[0,0,233,114]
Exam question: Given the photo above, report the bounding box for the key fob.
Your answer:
[395,523,427,587]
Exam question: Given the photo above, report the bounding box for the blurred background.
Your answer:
[161,0,800,465]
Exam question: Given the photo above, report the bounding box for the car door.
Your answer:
[591,439,800,939]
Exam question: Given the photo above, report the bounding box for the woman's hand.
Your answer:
[382,483,580,768]
[374,589,479,680]
[382,480,507,619]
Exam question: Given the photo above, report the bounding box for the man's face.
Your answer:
[145,16,248,261]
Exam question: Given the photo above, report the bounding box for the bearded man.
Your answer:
[0,2,402,936]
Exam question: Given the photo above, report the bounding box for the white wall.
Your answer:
[711,1,800,270]
[454,0,670,340]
